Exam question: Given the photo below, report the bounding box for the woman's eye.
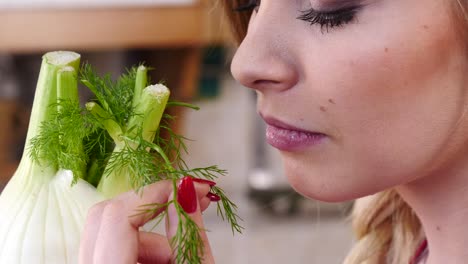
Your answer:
[233,0,260,13]
[297,6,361,32]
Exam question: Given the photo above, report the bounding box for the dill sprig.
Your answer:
[82,123,114,187]
[80,64,136,127]
[29,99,90,182]
[212,186,244,235]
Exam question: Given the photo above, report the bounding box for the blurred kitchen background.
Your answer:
[0,1,354,263]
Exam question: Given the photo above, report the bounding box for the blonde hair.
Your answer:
[222,0,468,263]
[343,191,422,264]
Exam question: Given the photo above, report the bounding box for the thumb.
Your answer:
[166,176,215,263]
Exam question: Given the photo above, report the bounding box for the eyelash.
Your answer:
[234,1,360,32]
[298,6,359,32]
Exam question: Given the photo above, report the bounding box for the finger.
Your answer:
[185,199,215,264]
[80,178,214,264]
[79,200,109,264]
[90,181,177,263]
[137,232,173,264]
[193,182,211,199]
[114,180,174,228]
[200,196,211,212]
[118,180,212,229]
[93,201,139,264]
[166,198,215,264]
[193,182,212,213]
[166,177,215,264]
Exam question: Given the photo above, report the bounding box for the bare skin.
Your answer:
[79,181,215,264]
[231,0,468,263]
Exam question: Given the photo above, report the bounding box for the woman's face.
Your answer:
[231,0,468,202]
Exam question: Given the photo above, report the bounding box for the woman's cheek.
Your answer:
[281,21,465,202]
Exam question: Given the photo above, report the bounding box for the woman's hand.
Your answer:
[79,176,217,264]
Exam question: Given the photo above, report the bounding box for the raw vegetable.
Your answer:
[0,51,242,264]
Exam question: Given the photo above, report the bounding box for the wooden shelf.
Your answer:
[0,7,203,53]
[0,2,232,53]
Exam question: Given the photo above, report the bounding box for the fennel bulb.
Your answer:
[0,51,104,264]
[0,170,103,263]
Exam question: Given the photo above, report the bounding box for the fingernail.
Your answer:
[191,177,216,187]
[177,176,197,214]
[207,192,221,202]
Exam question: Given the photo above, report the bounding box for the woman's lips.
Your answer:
[262,117,326,151]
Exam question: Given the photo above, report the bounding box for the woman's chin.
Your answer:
[282,164,381,204]
[288,181,359,203]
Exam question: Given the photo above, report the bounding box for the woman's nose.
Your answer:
[230,11,299,93]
